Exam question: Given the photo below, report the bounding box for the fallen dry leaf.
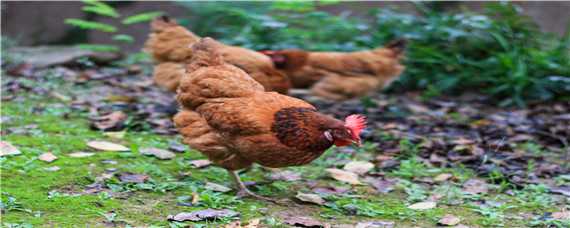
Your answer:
[191,192,200,205]
[282,215,324,227]
[45,166,61,172]
[0,141,21,157]
[462,179,489,195]
[343,161,375,175]
[38,152,58,163]
[270,170,301,181]
[408,201,437,210]
[140,147,175,160]
[438,214,461,226]
[118,172,149,183]
[103,131,126,139]
[205,182,232,193]
[168,209,239,222]
[363,177,396,194]
[189,159,212,168]
[243,218,261,228]
[68,152,95,158]
[355,221,395,228]
[90,111,127,131]
[169,142,187,153]
[453,225,471,228]
[550,185,570,197]
[326,168,361,185]
[451,138,475,145]
[295,192,325,205]
[224,221,241,228]
[434,173,453,182]
[312,186,350,195]
[87,141,129,152]
[552,211,570,220]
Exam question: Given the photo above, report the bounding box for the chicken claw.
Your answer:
[229,170,283,204]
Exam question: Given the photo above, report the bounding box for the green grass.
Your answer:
[1,82,568,227]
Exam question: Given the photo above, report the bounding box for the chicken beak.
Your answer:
[353,139,362,147]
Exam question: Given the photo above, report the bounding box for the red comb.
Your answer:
[344,114,366,137]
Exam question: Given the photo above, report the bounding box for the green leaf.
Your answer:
[76,44,120,52]
[121,11,163,25]
[82,6,120,18]
[112,34,135,43]
[318,0,340,5]
[271,1,315,12]
[81,0,119,18]
[65,19,117,33]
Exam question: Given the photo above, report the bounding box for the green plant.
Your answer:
[390,157,432,179]
[64,0,162,52]
[398,139,420,158]
[198,191,242,209]
[177,2,570,106]
[513,184,554,210]
[1,192,32,214]
[397,180,428,203]
[469,202,513,227]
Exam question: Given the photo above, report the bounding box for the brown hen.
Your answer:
[145,16,290,94]
[263,39,406,100]
[174,38,366,201]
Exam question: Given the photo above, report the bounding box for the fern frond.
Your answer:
[112,34,134,43]
[77,44,120,52]
[65,19,117,33]
[122,11,163,25]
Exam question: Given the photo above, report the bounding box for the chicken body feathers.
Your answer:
[145,17,290,94]
[174,38,342,170]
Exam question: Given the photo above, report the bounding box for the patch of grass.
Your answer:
[513,184,555,210]
[469,201,514,227]
[323,194,444,223]
[390,157,437,179]
[397,179,429,203]
[2,75,563,227]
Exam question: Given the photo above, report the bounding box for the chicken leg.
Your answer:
[228,170,279,203]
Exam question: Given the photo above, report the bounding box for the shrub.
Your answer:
[179,2,570,106]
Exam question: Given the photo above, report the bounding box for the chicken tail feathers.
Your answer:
[186,38,225,72]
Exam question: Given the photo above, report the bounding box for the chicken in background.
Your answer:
[262,39,406,100]
[144,16,291,94]
[174,38,366,201]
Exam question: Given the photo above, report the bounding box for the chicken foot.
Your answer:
[229,170,281,204]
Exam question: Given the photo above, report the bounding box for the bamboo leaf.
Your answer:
[112,34,135,43]
[122,11,163,25]
[65,19,117,33]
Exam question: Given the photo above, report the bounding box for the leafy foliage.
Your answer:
[64,0,162,53]
[81,0,119,18]
[179,2,570,105]
[64,19,117,33]
[122,11,164,25]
